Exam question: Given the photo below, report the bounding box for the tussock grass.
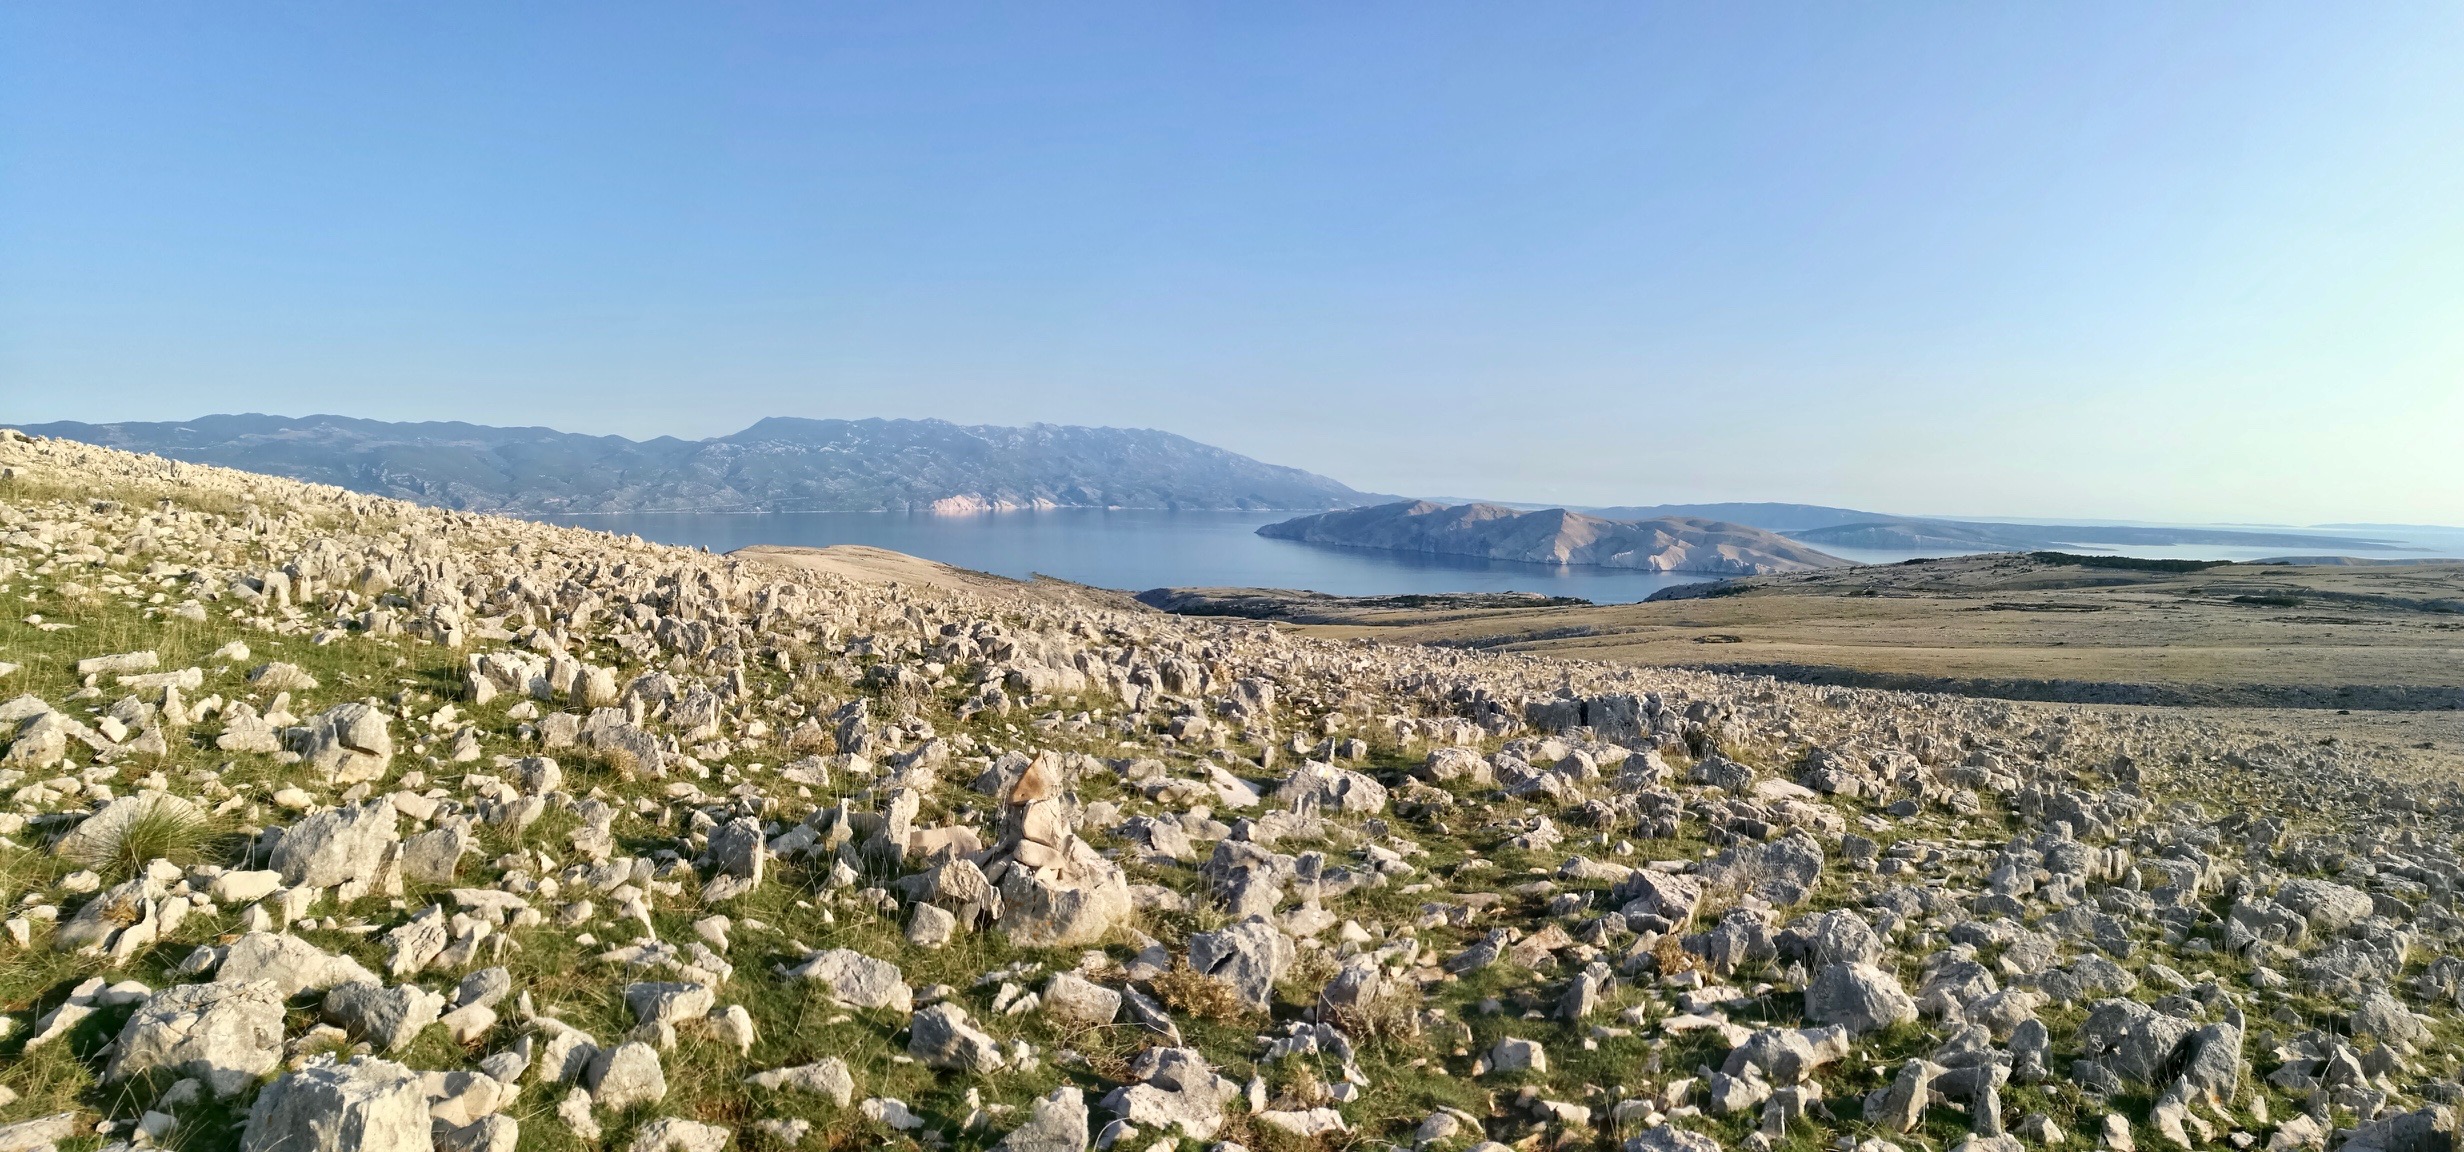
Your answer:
[59,797,222,882]
[1151,961,1249,1022]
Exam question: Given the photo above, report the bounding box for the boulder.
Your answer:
[1275,760,1388,813]
[299,702,395,784]
[1490,1036,1547,1074]
[909,1003,1005,1071]
[437,1115,519,1152]
[218,932,381,997]
[0,1115,80,1152]
[1805,962,1917,1035]
[997,853,1134,947]
[1040,972,1123,1029]
[629,1118,732,1152]
[1187,915,1294,1011]
[1626,1125,1725,1152]
[242,1057,431,1152]
[2276,879,2376,935]
[249,661,320,692]
[1099,1047,1241,1140]
[1420,747,1492,783]
[322,981,445,1053]
[211,869,285,904]
[399,821,471,885]
[1789,909,1885,968]
[107,980,287,1097]
[707,816,766,883]
[2353,992,2433,1047]
[271,799,400,890]
[995,1086,1090,1152]
[586,1041,668,1111]
[2081,999,2197,1086]
[745,1058,855,1106]
[780,948,912,1012]
[1723,1025,1851,1085]
[907,903,958,948]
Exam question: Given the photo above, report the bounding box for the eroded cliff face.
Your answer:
[1261,500,1849,575]
[0,429,2457,1152]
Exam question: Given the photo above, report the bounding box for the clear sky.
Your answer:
[4,4,2460,524]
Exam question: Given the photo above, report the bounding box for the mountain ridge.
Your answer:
[11,413,1373,515]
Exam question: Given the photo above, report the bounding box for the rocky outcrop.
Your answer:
[1259,501,1845,574]
[241,1057,431,1152]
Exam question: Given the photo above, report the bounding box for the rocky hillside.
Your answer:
[0,431,2459,1152]
[1261,501,1848,575]
[13,414,1371,515]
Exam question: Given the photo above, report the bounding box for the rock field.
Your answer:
[0,428,2459,1152]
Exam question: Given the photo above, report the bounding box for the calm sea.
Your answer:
[529,510,2464,606]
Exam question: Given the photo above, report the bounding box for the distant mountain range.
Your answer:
[1259,501,1846,575]
[12,414,1373,514]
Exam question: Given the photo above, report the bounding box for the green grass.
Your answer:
[2027,552,2232,574]
[57,798,225,883]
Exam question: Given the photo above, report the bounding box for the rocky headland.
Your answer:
[1260,502,1847,576]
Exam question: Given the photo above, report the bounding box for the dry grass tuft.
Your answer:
[1326,979,1425,1046]
[1652,932,1701,976]
[60,796,219,881]
[1151,961,1248,1021]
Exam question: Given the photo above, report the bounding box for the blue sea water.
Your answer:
[529,510,2464,606]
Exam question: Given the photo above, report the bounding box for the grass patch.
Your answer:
[2027,552,2230,573]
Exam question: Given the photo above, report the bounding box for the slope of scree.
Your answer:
[0,427,2458,1152]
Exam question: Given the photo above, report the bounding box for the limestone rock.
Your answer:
[629,1118,732,1152]
[1187,915,1293,1011]
[1805,962,1917,1035]
[271,799,400,890]
[780,948,912,1012]
[586,1041,668,1111]
[1040,972,1123,1029]
[1099,1047,1240,1140]
[107,980,287,1098]
[909,1003,1005,1071]
[322,981,445,1053]
[242,1057,431,1152]
[995,1086,1090,1152]
[299,702,395,784]
[217,932,381,997]
[746,1058,855,1106]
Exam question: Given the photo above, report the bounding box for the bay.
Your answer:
[531,510,1712,603]
[532,510,2464,606]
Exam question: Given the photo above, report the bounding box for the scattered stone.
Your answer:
[241,1057,430,1152]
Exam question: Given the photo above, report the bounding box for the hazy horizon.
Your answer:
[6,4,2460,525]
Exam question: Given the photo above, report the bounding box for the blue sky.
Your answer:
[4,3,2459,523]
